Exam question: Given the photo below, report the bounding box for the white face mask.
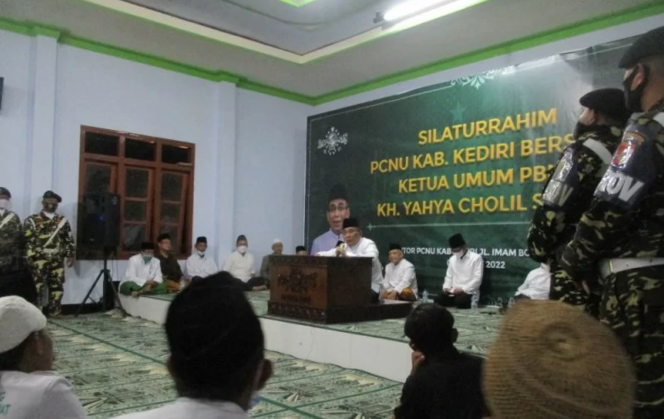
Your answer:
[197,250,205,257]
[238,245,248,254]
[0,199,8,210]
[452,250,464,258]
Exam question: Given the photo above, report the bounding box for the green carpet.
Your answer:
[49,314,403,418]
[49,293,501,418]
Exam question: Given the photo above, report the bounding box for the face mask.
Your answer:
[238,245,248,254]
[197,250,205,257]
[623,66,649,112]
[452,251,464,258]
[0,199,8,209]
[43,204,58,213]
[142,256,153,264]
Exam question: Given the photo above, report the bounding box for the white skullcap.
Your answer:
[272,239,283,244]
[0,296,47,353]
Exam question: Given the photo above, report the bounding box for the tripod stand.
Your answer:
[76,248,126,317]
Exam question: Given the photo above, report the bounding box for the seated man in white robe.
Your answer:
[435,234,483,309]
[515,263,551,300]
[185,236,218,281]
[223,235,266,291]
[120,242,166,297]
[383,243,417,301]
[316,218,383,303]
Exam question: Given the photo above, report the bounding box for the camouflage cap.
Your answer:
[0,187,10,198]
[484,300,635,419]
[42,190,62,203]
[579,88,631,123]
[619,26,664,68]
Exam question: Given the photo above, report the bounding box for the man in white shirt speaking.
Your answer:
[316,218,383,303]
[186,237,218,281]
[382,243,417,302]
[120,242,166,297]
[435,234,483,309]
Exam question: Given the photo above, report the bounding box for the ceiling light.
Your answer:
[383,0,451,22]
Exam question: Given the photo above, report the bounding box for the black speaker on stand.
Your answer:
[76,193,126,317]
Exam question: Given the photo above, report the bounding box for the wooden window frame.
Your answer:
[78,126,196,260]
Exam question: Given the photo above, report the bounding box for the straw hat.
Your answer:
[484,300,635,419]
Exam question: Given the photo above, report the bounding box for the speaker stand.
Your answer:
[75,249,126,318]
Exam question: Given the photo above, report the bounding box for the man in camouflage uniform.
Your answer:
[0,187,22,275]
[527,89,630,316]
[559,26,664,418]
[24,191,75,317]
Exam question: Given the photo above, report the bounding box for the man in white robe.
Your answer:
[435,234,483,309]
[186,236,218,281]
[515,263,551,300]
[223,235,266,291]
[120,242,165,297]
[383,243,417,301]
[316,218,383,302]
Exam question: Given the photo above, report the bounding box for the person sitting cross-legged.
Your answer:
[112,276,273,419]
[0,296,88,419]
[434,234,483,309]
[382,243,417,302]
[156,233,187,293]
[394,303,486,419]
[185,236,218,282]
[120,242,166,297]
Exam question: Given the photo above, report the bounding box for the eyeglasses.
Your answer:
[328,205,349,213]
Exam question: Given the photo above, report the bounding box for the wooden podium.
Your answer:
[267,255,412,324]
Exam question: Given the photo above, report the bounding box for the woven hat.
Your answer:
[484,300,635,419]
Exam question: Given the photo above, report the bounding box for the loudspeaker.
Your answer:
[81,193,121,248]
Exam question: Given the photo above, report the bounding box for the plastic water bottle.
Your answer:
[422,290,429,303]
[378,284,384,303]
[471,299,479,314]
[180,278,186,292]
[508,298,515,308]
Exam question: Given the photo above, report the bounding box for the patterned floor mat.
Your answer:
[49,314,403,418]
[49,294,502,418]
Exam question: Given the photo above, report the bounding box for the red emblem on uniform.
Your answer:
[612,133,645,168]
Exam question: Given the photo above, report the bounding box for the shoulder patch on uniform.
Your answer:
[612,132,645,168]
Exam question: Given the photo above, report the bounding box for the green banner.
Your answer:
[306,38,634,303]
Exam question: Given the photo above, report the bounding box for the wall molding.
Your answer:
[1,0,662,105]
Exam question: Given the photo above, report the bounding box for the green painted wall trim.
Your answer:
[238,80,315,104]
[312,0,664,105]
[276,0,319,7]
[0,1,662,106]
[31,24,63,40]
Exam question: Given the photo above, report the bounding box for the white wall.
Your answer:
[235,90,309,262]
[0,28,311,305]
[0,31,32,218]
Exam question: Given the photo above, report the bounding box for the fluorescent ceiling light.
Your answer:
[384,0,450,22]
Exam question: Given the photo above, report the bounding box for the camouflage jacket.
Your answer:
[527,126,622,263]
[24,213,76,265]
[0,210,22,274]
[561,98,664,275]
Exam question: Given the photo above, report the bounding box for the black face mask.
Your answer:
[623,65,649,112]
